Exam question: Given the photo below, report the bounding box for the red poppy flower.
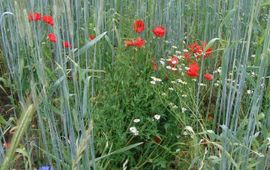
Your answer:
[201,41,212,58]
[189,63,200,71]
[189,41,212,58]
[204,48,212,58]
[28,12,42,22]
[187,69,199,77]
[124,37,145,48]
[48,33,57,43]
[152,59,158,71]
[168,55,179,67]
[89,34,95,40]
[134,20,145,33]
[124,40,134,47]
[42,15,54,26]
[133,37,145,48]
[186,63,200,78]
[188,42,202,54]
[152,26,166,37]
[62,41,71,48]
[204,73,213,81]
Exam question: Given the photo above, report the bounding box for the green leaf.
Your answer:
[1,104,35,170]
[75,32,107,56]
[204,38,220,51]
[92,142,144,163]
[15,148,32,170]
[0,12,14,25]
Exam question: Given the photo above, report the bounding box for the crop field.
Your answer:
[0,0,270,169]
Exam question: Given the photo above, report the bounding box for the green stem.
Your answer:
[1,104,35,170]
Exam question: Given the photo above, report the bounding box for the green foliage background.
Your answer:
[0,0,269,169]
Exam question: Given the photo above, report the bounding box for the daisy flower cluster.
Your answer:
[129,114,161,136]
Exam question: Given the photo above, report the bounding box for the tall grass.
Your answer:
[1,104,35,170]
[0,0,108,169]
[0,0,269,169]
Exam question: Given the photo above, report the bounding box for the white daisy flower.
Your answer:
[154,114,161,120]
[247,90,253,95]
[176,51,181,54]
[198,83,207,87]
[182,94,187,97]
[217,68,222,74]
[214,83,220,87]
[150,81,156,85]
[172,105,178,109]
[160,60,165,66]
[129,127,139,136]
[184,126,195,134]
[166,65,172,70]
[133,119,140,123]
[176,79,187,85]
[151,76,162,82]
[177,55,184,59]
[171,67,177,71]
[183,131,188,136]
[183,49,189,53]
[182,107,187,113]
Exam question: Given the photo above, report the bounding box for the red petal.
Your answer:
[134,20,145,33]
